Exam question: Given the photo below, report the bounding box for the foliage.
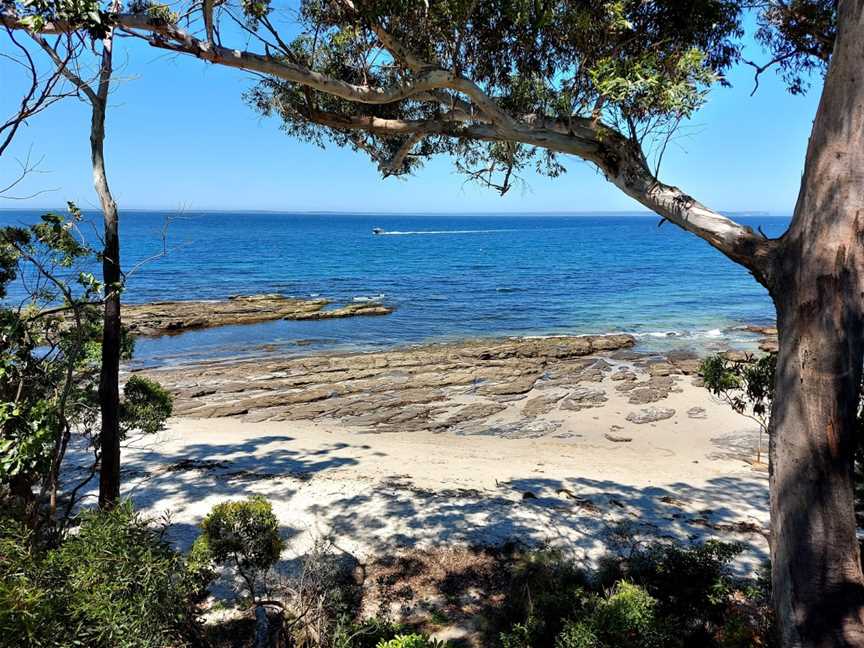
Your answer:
[597,541,744,638]
[0,208,172,523]
[499,548,590,646]
[755,0,836,94]
[235,0,835,193]
[498,542,771,648]
[192,496,285,601]
[246,0,747,188]
[700,352,775,464]
[0,208,101,511]
[0,502,200,648]
[332,619,410,648]
[13,0,110,37]
[0,516,66,647]
[329,620,450,648]
[119,374,173,436]
[701,353,775,430]
[375,634,449,648]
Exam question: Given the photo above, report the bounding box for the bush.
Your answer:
[0,502,199,648]
[0,517,66,647]
[498,542,771,648]
[120,375,173,436]
[497,549,589,647]
[331,620,450,648]
[591,581,665,647]
[599,540,742,630]
[333,619,407,648]
[192,496,284,600]
[553,621,597,648]
[375,633,449,648]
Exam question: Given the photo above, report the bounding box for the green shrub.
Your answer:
[499,542,768,648]
[554,620,597,648]
[375,633,449,648]
[612,541,742,629]
[0,517,65,647]
[0,503,199,648]
[333,619,408,648]
[54,502,197,648]
[592,581,665,648]
[332,620,449,648]
[193,496,284,600]
[120,375,173,436]
[498,549,589,647]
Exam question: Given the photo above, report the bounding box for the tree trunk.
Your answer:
[93,26,121,511]
[768,1,864,645]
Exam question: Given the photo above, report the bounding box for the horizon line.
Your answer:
[0,207,786,217]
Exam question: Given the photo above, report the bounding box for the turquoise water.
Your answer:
[0,210,788,366]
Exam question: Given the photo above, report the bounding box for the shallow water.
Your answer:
[0,210,788,366]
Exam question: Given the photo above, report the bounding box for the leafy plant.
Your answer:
[0,208,172,526]
[192,496,285,601]
[0,502,199,648]
[119,375,173,436]
[499,542,769,648]
[700,353,776,464]
[375,634,449,648]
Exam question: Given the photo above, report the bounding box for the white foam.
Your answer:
[379,229,517,235]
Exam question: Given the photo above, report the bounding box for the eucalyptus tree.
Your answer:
[1,1,861,645]
[1,2,125,509]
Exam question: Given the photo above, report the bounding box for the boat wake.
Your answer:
[377,229,518,236]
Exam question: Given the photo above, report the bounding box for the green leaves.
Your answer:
[17,0,109,37]
[589,47,716,121]
[119,375,172,437]
[0,206,170,511]
[0,502,199,648]
[700,353,775,425]
[193,496,284,600]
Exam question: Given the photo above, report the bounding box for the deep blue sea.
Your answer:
[0,210,789,367]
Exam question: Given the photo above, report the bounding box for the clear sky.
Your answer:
[0,13,819,215]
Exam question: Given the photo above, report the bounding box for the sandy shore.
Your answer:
[113,335,769,574]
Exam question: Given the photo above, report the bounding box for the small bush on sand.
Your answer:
[192,495,285,601]
[119,375,173,436]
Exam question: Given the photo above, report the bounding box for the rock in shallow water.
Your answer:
[124,293,394,336]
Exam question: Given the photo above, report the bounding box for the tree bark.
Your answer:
[768,1,864,645]
[93,23,121,511]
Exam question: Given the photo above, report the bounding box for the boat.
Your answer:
[372,227,384,235]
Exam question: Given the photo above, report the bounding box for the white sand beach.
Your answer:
[116,345,770,573]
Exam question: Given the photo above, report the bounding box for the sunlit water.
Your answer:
[0,210,788,367]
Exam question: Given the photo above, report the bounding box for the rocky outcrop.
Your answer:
[124,294,394,336]
[139,334,636,432]
[736,324,779,355]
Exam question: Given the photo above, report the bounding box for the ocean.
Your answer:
[0,210,788,367]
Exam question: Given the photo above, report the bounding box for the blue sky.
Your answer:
[0,15,819,214]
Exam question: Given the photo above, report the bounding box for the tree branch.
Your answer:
[0,7,773,277]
